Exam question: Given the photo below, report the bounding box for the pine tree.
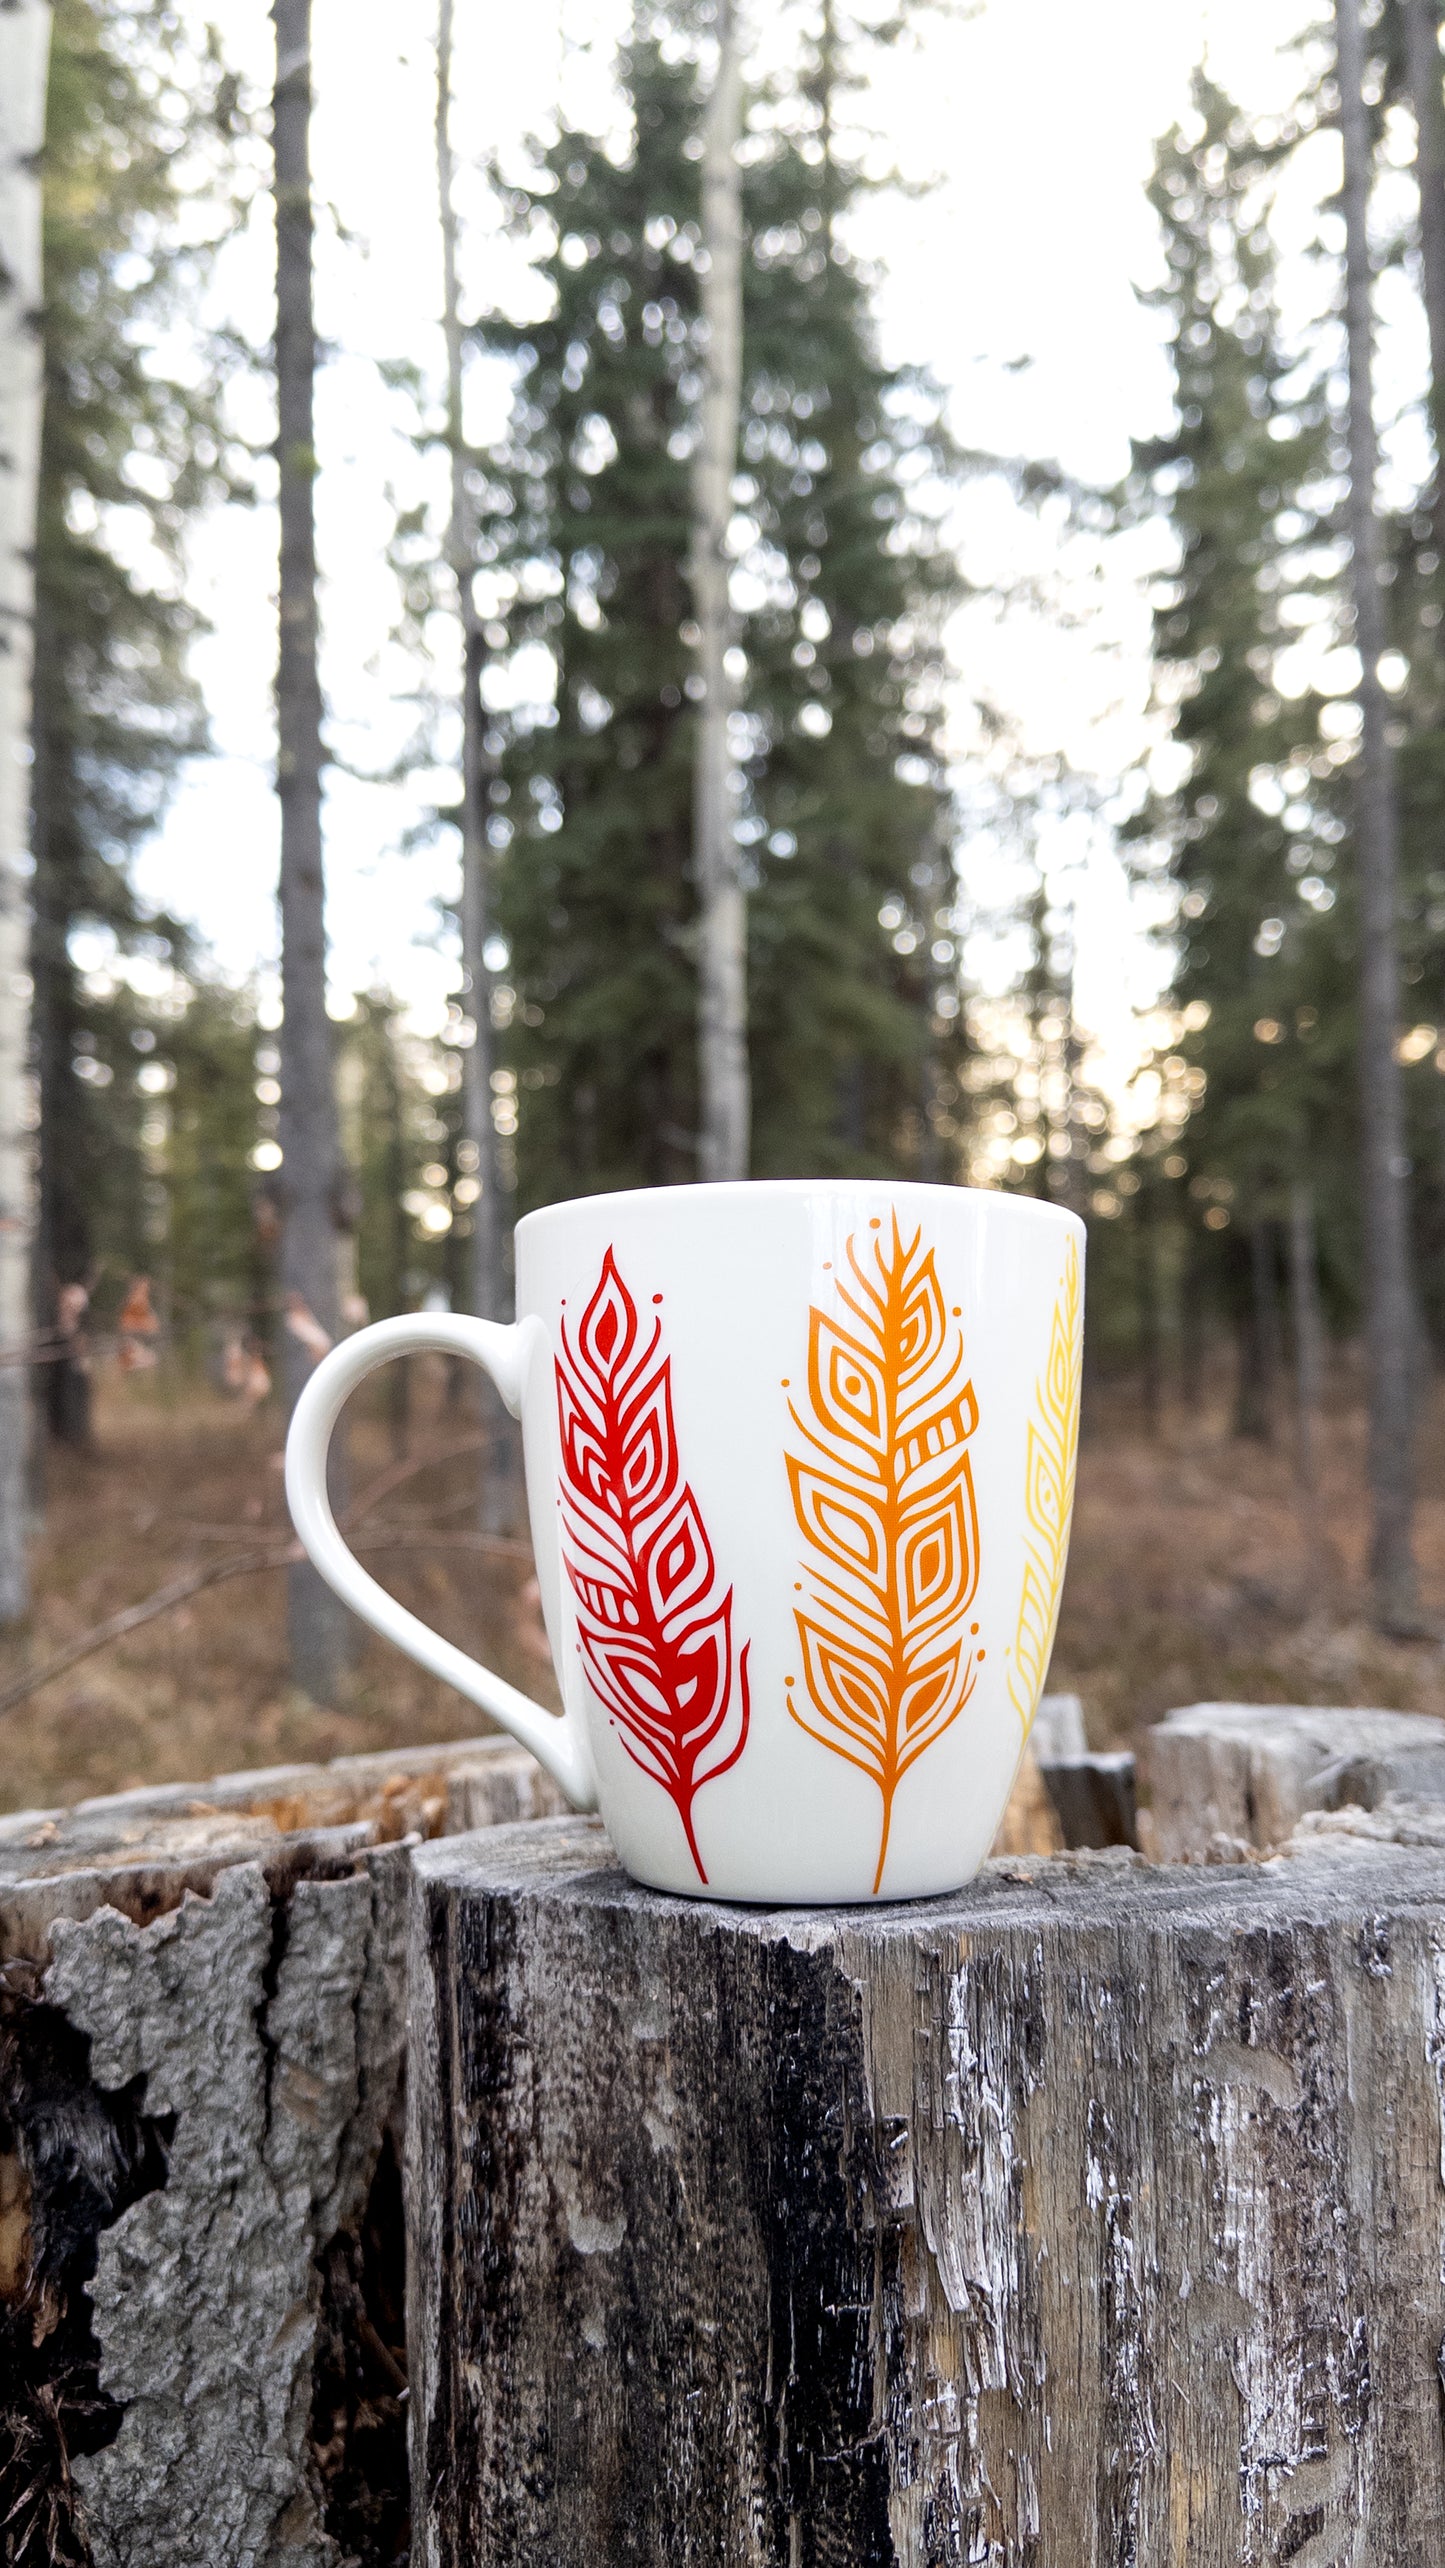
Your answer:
[740,0,963,1177]
[162,985,270,1341]
[481,9,963,1209]
[484,36,704,1202]
[30,0,244,1443]
[1127,77,1351,1421]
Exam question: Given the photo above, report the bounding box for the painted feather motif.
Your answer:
[1007,1235,1081,1738]
[556,1248,750,1881]
[786,1214,980,1893]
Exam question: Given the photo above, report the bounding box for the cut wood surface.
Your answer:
[410,1814,1445,2568]
[0,1733,564,2567]
[1137,1699,1445,1859]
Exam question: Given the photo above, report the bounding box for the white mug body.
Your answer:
[286,1179,1083,1905]
[512,1180,1083,1903]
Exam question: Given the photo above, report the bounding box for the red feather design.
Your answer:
[555,1247,750,1881]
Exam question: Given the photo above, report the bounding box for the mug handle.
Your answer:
[284,1312,599,1812]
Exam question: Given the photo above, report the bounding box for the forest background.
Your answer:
[3,0,1445,1807]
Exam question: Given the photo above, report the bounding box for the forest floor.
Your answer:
[4,1362,1445,1813]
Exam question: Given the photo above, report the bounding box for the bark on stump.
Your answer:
[1137,1701,1445,1859]
[410,1814,1445,2568]
[0,1734,564,2568]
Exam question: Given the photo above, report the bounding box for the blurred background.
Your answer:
[3,0,1444,1809]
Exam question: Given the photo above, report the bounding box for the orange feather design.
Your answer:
[786,1214,980,1893]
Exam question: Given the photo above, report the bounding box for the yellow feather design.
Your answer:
[786,1214,981,1894]
[1008,1236,1082,1739]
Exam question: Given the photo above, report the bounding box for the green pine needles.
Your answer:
[481,13,966,1207]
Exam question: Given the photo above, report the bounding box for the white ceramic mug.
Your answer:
[285,1180,1084,1904]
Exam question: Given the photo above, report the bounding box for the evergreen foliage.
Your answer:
[162,988,270,1339]
[740,7,963,1176]
[1126,76,1356,1380]
[32,0,246,1406]
[481,9,964,1209]
[341,996,458,1325]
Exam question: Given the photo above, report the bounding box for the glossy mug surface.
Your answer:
[285,1181,1084,1904]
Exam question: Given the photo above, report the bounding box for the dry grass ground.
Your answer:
[0,1360,558,1813]
[3,1362,1445,1814]
[1055,1378,1445,1742]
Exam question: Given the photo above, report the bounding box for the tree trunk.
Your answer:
[1178,1218,1206,1409]
[29,654,95,1459]
[379,1012,410,1457]
[1035,1747,1138,1849]
[0,0,50,1622]
[1251,1208,1280,1437]
[691,0,748,1183]
[410,1814,1445,2566]
[435,0,513,1533]
[1131,1178,1162,1432]
[273,0,354,1695]
[1335,0,1423,1630]
[1403,0,1445,552]
[29,569,97,1458]
[1287,1175,1331,1583]
[0,1733,566,2568]
[1137,1699,1445,1860]
[1234,1215,1277,1440]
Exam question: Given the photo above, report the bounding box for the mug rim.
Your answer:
[514,1177,1086,1245]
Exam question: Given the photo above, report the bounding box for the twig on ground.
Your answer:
[158,1431,493,1548]
[0,1545,300,1716]
[0,1471,533,1720]
[342,1431,492,1527]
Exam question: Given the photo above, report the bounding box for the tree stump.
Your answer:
[409,1815,1445,2567]
[1136,1701,1445,1859]
[1023,1694,1138,1852]
[1037,1748,1137,1849]
[0,1734,564,2568]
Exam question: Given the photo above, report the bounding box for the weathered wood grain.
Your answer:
[1037,1749,1137,1849]
[0,1733,565,2567]
[410,1816,1445,2568]
[1137,1701,1445,1859]
[1020,1694,1138,1852]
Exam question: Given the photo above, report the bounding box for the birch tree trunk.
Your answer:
[1403,0,1445,550]
[691,0,749,1183]
[1335,0,1422,1631]
[0,1,50,1625]
[435,0,512,1534]
[273,0,354,1696]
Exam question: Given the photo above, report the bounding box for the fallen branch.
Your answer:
[0,1545,299,1717]
[355,1529,532,1560]
[0,1524,533,1720]
[342,1431,491,1527]
[159,1433,494,1548]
